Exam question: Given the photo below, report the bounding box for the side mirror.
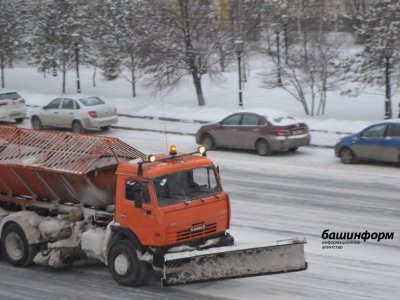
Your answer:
[134,197,143,209]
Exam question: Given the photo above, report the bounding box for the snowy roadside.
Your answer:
[114,115,354,148]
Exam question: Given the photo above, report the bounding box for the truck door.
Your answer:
[116,178,157,246]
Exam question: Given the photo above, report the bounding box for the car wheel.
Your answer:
[202,134,215,150]
[108,241,150,287]
[256,139,272,156]
[100,126,110,131]
[1,223,38,267]
[72,121,84,133]
[340,148,356,164]
[289,147,298,152]
[15,118,24,124]
[31,117,42,130]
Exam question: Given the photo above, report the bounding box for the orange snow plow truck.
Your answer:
[0,126,307,287]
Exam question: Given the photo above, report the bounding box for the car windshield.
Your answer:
[0,92,20,101]
[153,167,221,206]
[79,97,105,106]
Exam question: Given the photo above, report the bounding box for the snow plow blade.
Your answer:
[161,238,307,287]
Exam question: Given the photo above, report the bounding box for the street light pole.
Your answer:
[72,33,81,94]
[273,23,282,86]
[235,39,244,108]
[383,48,393,119]
[280,15,289,64]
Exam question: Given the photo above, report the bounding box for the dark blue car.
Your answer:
[335,120,400,164]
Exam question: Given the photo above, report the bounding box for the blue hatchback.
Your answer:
[335,120,400,164]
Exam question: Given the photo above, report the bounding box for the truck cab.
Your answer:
[114,148,232,248]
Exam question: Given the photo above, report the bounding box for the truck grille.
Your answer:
[176,222,217,242]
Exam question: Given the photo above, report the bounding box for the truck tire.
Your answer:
[1,223,38,267]
[108,241,149,287]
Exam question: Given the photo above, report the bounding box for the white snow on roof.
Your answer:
[235,107,299,126]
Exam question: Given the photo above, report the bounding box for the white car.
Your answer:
[0,89,27,123]
[30,95,118,133]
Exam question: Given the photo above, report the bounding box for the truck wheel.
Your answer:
[1,223,38,267]
[108,241,149,287]
[72,121,84,133]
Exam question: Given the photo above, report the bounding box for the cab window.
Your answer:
[125,180,150,204]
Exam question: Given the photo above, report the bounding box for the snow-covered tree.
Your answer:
[355,0,400,88]
[94,0,154,97]
[0,0,28,88]
[28,0,85,93]
[261,1,348,116]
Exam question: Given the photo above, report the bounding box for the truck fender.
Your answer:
[0,211,43,245]
[104,223,144,265]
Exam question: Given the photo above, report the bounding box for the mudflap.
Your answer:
[161,238,307,287]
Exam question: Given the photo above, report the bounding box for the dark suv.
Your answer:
[195,111,310,156]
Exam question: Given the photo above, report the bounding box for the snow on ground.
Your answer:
[1,62,400,299]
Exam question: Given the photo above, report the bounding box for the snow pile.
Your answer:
[38,218,71,242]
[81,228,107,263]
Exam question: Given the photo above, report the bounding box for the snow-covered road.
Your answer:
[0,127,399,299]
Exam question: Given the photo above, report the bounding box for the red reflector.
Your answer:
[88,111,97,118]
[273,129,291,136]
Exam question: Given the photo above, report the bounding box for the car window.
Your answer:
[79,97,105,106]
[221,114,242,126]
[46,98,62,109]
[386,125,400,137]
[0,92,21,101]
[361,125,386,138]
[241,114,262,126]
[61,98,74,109]
[74,101,81,109]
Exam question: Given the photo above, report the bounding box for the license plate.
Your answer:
[292,129,304,135]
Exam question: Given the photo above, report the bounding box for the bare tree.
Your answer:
[143,0,234,106]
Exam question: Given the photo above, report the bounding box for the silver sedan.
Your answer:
[30,95,118,133]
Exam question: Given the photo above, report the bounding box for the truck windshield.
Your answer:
[153,167,221,206]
